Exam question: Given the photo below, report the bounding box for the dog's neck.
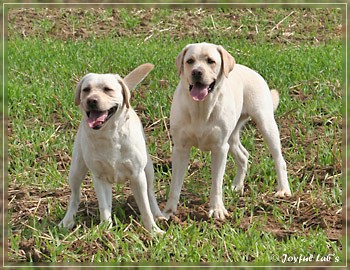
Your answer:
[189,90,220,124]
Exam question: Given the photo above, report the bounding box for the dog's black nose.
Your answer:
[87,98,98,109]
[192,69,202,79]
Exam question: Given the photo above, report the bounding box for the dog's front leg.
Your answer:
[59,142,88,229]
[93,177,113,228]
[162,145,191,219]
[131,172,164,234]
[209,143,230,220]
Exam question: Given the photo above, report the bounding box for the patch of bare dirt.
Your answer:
[7,8,343,44]
[8,181,343,262]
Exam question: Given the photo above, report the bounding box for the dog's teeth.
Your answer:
[208,81,216,92]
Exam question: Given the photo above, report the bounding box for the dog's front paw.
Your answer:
[162,209,175,220]
[98,219,113,230]
[161,206,176,220]
[231,184,244,195]
[156,214,168,221]
[208,206,229,220]
[161,211,173,220]
[59,218,75,230]
[275,188,292,197]
[152,225,165,235]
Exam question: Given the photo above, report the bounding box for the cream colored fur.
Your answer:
[60,64,164,234]
[163,43,291,220]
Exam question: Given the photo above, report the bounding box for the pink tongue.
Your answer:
[87,110,108,128]
[190,83,209,101]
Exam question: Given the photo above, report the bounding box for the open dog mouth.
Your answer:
[189,81,216,101]
[86,105,118,130]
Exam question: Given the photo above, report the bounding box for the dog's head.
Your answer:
[74,73,130,130]
[74,63,154,130]
[176,43,235,101]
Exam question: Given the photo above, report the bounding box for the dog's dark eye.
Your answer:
[82,87,90,93]
[186,59,195,64]
[207,58,215,64]
[103,87,113,92]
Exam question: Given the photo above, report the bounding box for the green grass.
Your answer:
[7,7,344,265]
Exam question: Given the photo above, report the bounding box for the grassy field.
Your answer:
[6,7,344,266]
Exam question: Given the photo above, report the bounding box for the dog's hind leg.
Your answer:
[253,112,291,197]
[131,171,164,234]
[59,143,88,229]
[145,153,164,219]
[229,116,250,194]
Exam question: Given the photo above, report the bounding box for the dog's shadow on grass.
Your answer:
[72,192,212,231]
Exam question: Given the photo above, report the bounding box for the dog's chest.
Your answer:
[90,159,133,184]
[172,101,237,151]
[84,138,138,184]
[184,124,225,151]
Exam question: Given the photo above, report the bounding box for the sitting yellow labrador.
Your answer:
[163,43,291,220]
[59,64,164,234]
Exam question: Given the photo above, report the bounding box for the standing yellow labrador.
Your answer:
[163,43,291,220]
[59,64,164,234]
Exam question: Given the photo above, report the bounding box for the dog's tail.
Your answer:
[270,89,280,111]
[123,63,154,91]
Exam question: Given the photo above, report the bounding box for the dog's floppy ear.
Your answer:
[123,63,154,91]
[74,74,91,106]
[176,45,190,77]
[118,78,131,109]
[217,45,235,78]
[74,81,82,106]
